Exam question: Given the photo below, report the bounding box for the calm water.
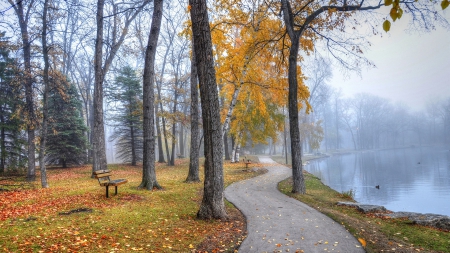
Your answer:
[305,147,450,216]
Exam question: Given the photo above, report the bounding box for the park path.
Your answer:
[224,156,365,253]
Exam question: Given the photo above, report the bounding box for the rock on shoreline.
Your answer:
[337,201,450,231]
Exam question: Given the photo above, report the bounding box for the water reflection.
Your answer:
[305,147,450,216]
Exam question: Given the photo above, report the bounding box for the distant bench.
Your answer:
[94,170,128,198]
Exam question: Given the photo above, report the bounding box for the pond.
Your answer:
[305,146,450,216]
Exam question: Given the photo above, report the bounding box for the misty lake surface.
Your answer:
[305,147,450,216]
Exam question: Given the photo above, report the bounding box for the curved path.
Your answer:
[224,156,365,253]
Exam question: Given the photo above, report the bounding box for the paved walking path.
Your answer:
[224,156,365,253]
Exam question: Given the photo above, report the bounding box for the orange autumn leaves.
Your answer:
[210,1,310,145]
[0,187,111,221]
[358,238,367,248]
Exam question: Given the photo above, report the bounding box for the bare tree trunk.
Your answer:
[281,0,305,194]
[88,90,94,163]
[156,80,170,164]
[179,124,184,157]
[161,109,170,164]
[169,120,176,165]
[224,133,230,160]
[189,0,226,220]
[186,51,200,182]
[155,34,174,163]
[92,0,108,173]
[93,0,150,173]
[139,0,163,190]
[287,38,305,194]
[235,143,241,162]
[179,105,188,157]
[230,136,236,162]
[130,123,136,166]
[155,106,165,162]
[39,0,50,188]
[9,0,36,181]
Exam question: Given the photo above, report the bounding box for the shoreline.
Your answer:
[269,151,450,231]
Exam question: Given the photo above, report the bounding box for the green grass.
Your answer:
[0,159,261,253]
[339,189,355,200]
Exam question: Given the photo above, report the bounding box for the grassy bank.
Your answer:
[0,158,262,253]
[271,155,450,253]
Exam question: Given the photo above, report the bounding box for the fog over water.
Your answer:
[328,14,450,111]
[305,147,450,216]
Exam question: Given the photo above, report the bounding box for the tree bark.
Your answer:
[155,35,174,163]
[224,133,230,160]
[287,37,305,194]
[39,0,50,188]
[169,79,180,166]
[189,0,226,220]
[156,84,170,164]
[281,0,305,194]
[130,122,136,166]
[155,106,165,163]
[139,0,163,190]
[186,51,200,183]
[8,0,36,181]
[92,0,108,173]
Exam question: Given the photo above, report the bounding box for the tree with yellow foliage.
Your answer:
[210,1,310,162]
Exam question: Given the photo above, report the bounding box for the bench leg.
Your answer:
[115,186,118,195]
[106,186,109,198]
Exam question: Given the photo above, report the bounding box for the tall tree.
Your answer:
[38,0,50,188]
[93,0,151,173]
[93,0,107,172]
[139,0,163,190]
[0,33,26,173]
[8,0,37,181]
[186,50,200,183]
[107,66,143,166]
[189,0,227,219]
[167,41,189,166]
[279,0,449,193]
[46,81,88,168]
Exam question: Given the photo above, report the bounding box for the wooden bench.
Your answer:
[93,170,128,198]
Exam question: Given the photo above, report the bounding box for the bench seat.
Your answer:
[94,170,128,198]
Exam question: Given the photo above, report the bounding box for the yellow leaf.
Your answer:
[397,8,403,19]
[390,8,398,21]
[189,244,194,249]
[187,4,191,11]
[383,20,391,32]
[385,0,393,5]
[358,238,367,248]
[442,0,449,9]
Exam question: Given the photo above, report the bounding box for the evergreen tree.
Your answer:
[107,66,143,166]
[46,79,88,168]
[0,32,26,173]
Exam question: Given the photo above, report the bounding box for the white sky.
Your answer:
[329,12,450,112]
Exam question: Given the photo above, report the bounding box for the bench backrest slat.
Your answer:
[94,170,112,186]
[95,172,112,178]
[93,170,110,175]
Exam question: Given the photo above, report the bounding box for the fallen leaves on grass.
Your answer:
[195,206,247,253]
[1,161,264,253]
[358,238,366,248]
